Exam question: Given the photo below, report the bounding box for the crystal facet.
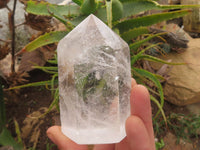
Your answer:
[57,14,131,144]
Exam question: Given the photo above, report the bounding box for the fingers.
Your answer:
[130,84,155,149]
[126,116,151,150]
[46,126,88,150]
[130,85,152,126]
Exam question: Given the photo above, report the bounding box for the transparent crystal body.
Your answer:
[57,14,131,144]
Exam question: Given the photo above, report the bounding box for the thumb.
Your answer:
[46,126,88,150]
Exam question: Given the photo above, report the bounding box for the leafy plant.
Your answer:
[0,79,23,150]
[155,139,165,150]
[12,0,200,121]
[9,1,200,148]
[168,113,200,142]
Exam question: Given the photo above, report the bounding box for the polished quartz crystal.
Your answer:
[57,14,131,144]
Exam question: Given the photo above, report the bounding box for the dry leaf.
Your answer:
[0,0,10,9]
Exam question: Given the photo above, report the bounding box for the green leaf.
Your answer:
[51,74,58,95]
[122,0,198,18]
[155,139,165,150]
[95,7,107,23]
[0,128,23,150]
[121,27,149,42]
[47,57,58,64]
[129,32,166,51]
[26,1,80,17]
[70,3,108,25]
[112,0,123,21]
[131,43,160,65]
[13,119,22,144]
[9,80,54,90]
[150,95,167,123]
[133,67,164,107]
[70,15,87,26]
[140,55,186,65]
[81,0,98,15]
[73,0,83,6]
[23,31,68,52]
[115,10,190,33]
[122,0,160,17]
[33,66,58,74]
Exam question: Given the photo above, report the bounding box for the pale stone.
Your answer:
[151,38,200,106]
[57,14,131,144]
[163,132,194,150]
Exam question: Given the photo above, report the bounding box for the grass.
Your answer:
[154,112,200,145]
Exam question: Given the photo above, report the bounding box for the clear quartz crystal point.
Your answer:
[57,14,131,144]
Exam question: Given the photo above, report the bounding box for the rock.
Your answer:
[187,103,200,115]
[163,132,194,150]
[0,1,24,41]
[152,38,200,106]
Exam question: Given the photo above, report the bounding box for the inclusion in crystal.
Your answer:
[57,14,131,144]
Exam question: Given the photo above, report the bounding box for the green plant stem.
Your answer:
[151,95,167,125]
[106,0,112,28]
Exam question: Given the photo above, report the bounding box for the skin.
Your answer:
[47,78,155,150]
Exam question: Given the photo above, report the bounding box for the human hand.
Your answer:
[47,78,155,150]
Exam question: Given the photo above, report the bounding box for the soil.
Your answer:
[4,70,58,150]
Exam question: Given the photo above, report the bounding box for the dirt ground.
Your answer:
[4,70,58,149]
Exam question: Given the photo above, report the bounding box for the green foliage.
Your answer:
[141,55,186,65]
[112,0,123,21]
[121,0,198,18]
[115,10,190,33]
[5,0,200,149]
[72,0,83,6]
[168,113,200,142]
[129,33,166,51]
[0,80,23,150]
[9,80,53,90]
[26,1,80,17]
[19,0,198,122]
[13,119,22,145]
[0,128,23,150]
[81,0,98,15]
[121,27,149,42]
[106,0,112,28]
[133,68,164,107]
[12,1,200,146]
[154,113,200,144]
[155,139,165,150]
[23,31,68,52]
